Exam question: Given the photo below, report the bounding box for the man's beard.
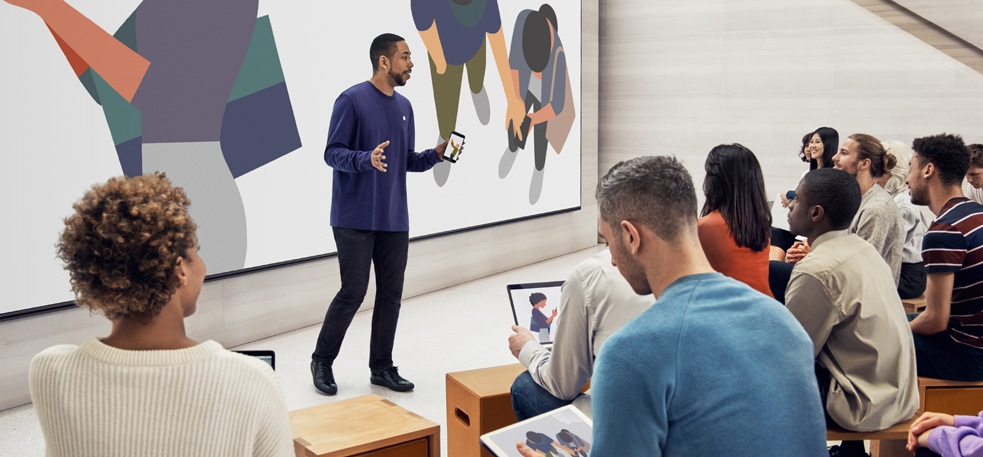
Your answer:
[389,69,409,86]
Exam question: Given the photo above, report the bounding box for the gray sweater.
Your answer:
[850,184,904,285]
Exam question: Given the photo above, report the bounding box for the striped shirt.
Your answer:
[922,197,983,349]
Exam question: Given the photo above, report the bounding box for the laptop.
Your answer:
[507,281,564,346]
[235,350,276,370]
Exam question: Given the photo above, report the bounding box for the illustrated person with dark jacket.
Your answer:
[528,292,557,342]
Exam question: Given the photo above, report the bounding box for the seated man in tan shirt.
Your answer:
[785,169,919,456]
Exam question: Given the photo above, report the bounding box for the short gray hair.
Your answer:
[596,156,697,241]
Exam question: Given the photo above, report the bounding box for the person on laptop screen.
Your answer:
[527,292,557,343]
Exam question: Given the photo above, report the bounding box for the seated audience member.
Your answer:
[31,173,292,457]
[784,169,918,456]
[880,140,929,299]
[964,143,983,205]
[507,250,652,420]
[698,143,773,297]
[520,156,827,457]
[833,133,904,284]
[908,410,983,457]
[907,133,983,381]
[772,127,839,259]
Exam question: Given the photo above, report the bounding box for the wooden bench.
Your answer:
[826,377,983,457]
[901,294,927,314]
[290,394,439,457]
[445,364,591,457]
[446,364,526,457]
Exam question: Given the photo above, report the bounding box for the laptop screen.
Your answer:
[507,281,564,346]
[235,350,275,370]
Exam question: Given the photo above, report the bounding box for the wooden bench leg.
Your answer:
[871,439,908,457]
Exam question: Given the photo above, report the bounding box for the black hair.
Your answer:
[370,33,405,73]
[912,134,970,186]
[526,431,541,442]
[798,132,811,164]
[597,156,697,242]
[522,5,557,73]
[701,144,772,251]
[799,127,838,170]
[557,430,572,443]
[799,168,861,230]
[529,292,547,305]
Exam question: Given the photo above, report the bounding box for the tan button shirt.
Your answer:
[786,230,918,431]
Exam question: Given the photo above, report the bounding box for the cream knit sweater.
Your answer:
[30,337,293,457]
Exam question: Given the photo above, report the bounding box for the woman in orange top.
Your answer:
[698,144,774,297]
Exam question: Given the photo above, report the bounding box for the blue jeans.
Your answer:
[313,228,408,372]
[511,371,574,421]
[907,313,983,381]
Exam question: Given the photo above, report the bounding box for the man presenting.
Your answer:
[312,33,449,395]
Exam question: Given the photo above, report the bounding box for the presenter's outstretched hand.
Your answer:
[372,141,389,172]
[434,139,449,161]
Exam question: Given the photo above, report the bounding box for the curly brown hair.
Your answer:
[57,173,197,320]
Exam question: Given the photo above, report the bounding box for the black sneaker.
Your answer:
[370,366,414,392]
[311,360,337,395]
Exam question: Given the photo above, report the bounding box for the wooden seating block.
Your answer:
[446,364,526,457]
[825,377,983,457]
[901,294,927,314]
[918,376,983,417]
[290,394,439,457]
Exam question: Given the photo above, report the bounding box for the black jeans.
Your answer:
[313,227,409,372]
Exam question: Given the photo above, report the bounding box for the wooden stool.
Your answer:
[290,394,439,457]
[918,376,983,416]
[445,364,526,457]
[901,294,927,314]
[826,377,983,457]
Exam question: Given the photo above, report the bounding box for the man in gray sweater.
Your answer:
[833,133,904,285]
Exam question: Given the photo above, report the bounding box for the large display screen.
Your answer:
[0,0,582,317]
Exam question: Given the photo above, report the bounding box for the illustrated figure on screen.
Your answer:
[411,0,525,186]
[2,0,302,274]
[528,292,557,343]
[450,138,462,161]
[555,429,589,457]
[506,3,576,204]
[524,431,560,456]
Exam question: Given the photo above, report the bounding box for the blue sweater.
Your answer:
[324,81,440,231]
[590,273,827,457]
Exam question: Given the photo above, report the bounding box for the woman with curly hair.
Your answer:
[30,173,292,457]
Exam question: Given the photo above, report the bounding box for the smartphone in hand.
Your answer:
[444,131,465,163]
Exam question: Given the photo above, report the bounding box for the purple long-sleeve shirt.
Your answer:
[324,81,440,231]
[928,413,983,457]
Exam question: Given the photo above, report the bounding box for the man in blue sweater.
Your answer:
[518,156,827,456]
[311,33,449,395]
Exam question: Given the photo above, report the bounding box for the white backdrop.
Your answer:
[0,0,582,316]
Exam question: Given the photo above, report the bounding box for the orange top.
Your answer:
[697,210,773,298]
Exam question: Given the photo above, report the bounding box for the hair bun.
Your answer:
[884,152,897,171]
